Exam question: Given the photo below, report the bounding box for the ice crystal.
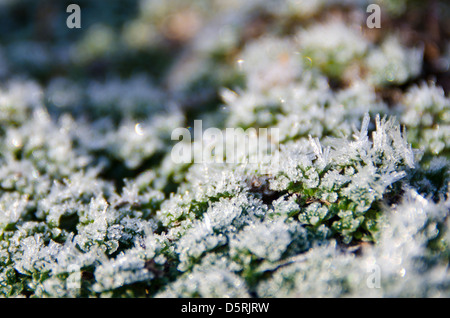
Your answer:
[0,0,448,298]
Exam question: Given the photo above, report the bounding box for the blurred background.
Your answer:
[1,0,449,111]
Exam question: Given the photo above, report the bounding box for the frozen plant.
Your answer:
[0,0,448,298]
[399,82,450,156]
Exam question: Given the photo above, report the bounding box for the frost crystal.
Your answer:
[0,0,448,298]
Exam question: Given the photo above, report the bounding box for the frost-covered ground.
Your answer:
[0,0,449,297]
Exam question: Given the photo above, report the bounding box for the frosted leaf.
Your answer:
[156,254,249,298]
[360,188,450,296]
[176,226,227,272]
[298,202,329,226]
[157,267,249,298]
[270,194,301,219]
[0,193,29,229]
[256,241,364,297]
[230,219,293,262]
[203,193,265,232]
[93,249,155,293]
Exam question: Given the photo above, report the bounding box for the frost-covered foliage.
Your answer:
[366,36,423,86]
[0,0,449,298]
[296,20,369,79]
[400,82,450,157]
